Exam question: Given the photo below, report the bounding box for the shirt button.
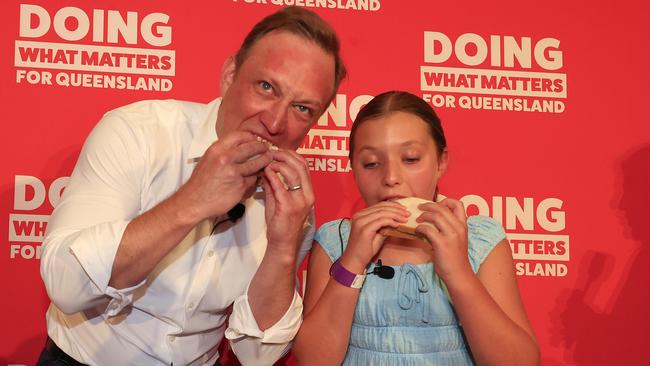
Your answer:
[207,250,214,257]
[188,302,194,310]
[168,335,175,343]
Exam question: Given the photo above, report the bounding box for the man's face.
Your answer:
[217,31,336,150]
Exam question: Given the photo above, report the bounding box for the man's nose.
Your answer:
[261,100,288,135]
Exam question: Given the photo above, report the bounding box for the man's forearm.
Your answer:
[247,247,299,330]
[108,193,201,289]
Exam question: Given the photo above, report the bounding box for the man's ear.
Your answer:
[220,56,236,95]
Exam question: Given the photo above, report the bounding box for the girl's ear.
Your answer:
[436,147,449,178]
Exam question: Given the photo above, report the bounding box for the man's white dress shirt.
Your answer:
[40,98,312,366]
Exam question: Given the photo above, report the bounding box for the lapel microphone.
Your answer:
[211,203,246,235]
[370,259,395,279]
[227,203,246,222]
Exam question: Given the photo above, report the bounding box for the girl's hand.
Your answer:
[415,198,474,283]
[339,201,410,273]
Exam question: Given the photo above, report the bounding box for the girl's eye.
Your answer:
[404,157,420,164]
[363,162,379,169]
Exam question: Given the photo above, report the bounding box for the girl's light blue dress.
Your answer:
[314,215,506,365]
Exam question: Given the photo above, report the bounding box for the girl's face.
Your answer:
[352,112,448,206]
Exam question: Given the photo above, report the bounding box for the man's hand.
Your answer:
[247,149,314,331]
[179,131,273,223]
[262,149,314,258]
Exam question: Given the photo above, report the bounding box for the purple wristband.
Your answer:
[330,259,366,288]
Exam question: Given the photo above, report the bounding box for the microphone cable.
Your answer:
[337,218,394,280]
[211,203,246,235]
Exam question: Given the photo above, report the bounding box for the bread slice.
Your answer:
[250,140,285,189]
[379,197,435,241]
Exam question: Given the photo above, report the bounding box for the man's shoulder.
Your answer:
[100,98,220,131]
[107,98,213,117]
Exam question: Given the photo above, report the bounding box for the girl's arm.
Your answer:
[292,244,361,365]
[447,240,540,366]
[293,202,409,365]
[417,199,540,366]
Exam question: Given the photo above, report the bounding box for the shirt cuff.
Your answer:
[68,219,145,315]
[225,289,303,344]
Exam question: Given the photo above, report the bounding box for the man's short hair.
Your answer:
[235,6,346,94]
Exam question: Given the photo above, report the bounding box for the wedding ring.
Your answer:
[287,184,302,191]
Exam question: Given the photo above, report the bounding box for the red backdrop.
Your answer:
[2,1,649,365]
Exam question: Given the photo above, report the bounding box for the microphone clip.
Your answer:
[368,259,395,280]
[227,203,246,222]
[211,203,246,235]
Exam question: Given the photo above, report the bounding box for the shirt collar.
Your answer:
[188,97,221,162]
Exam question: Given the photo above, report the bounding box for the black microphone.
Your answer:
[227,203,246,222]
[369,259,395,279]
[211,203,246,235]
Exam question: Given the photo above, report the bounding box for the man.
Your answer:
[38,6,346,366]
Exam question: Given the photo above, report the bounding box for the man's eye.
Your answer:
[403,157,420,164]
[259,81,272,91]
[363,162,379,169]
[295,104,311,115]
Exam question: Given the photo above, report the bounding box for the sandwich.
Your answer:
[379,197,436,242]
[250,138,288,190]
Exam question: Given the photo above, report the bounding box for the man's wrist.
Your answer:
[166,189,206,227]
[264,243,298,265]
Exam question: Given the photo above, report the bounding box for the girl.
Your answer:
[293,91,540,365]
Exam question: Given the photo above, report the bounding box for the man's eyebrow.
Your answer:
[264,74,324,110]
